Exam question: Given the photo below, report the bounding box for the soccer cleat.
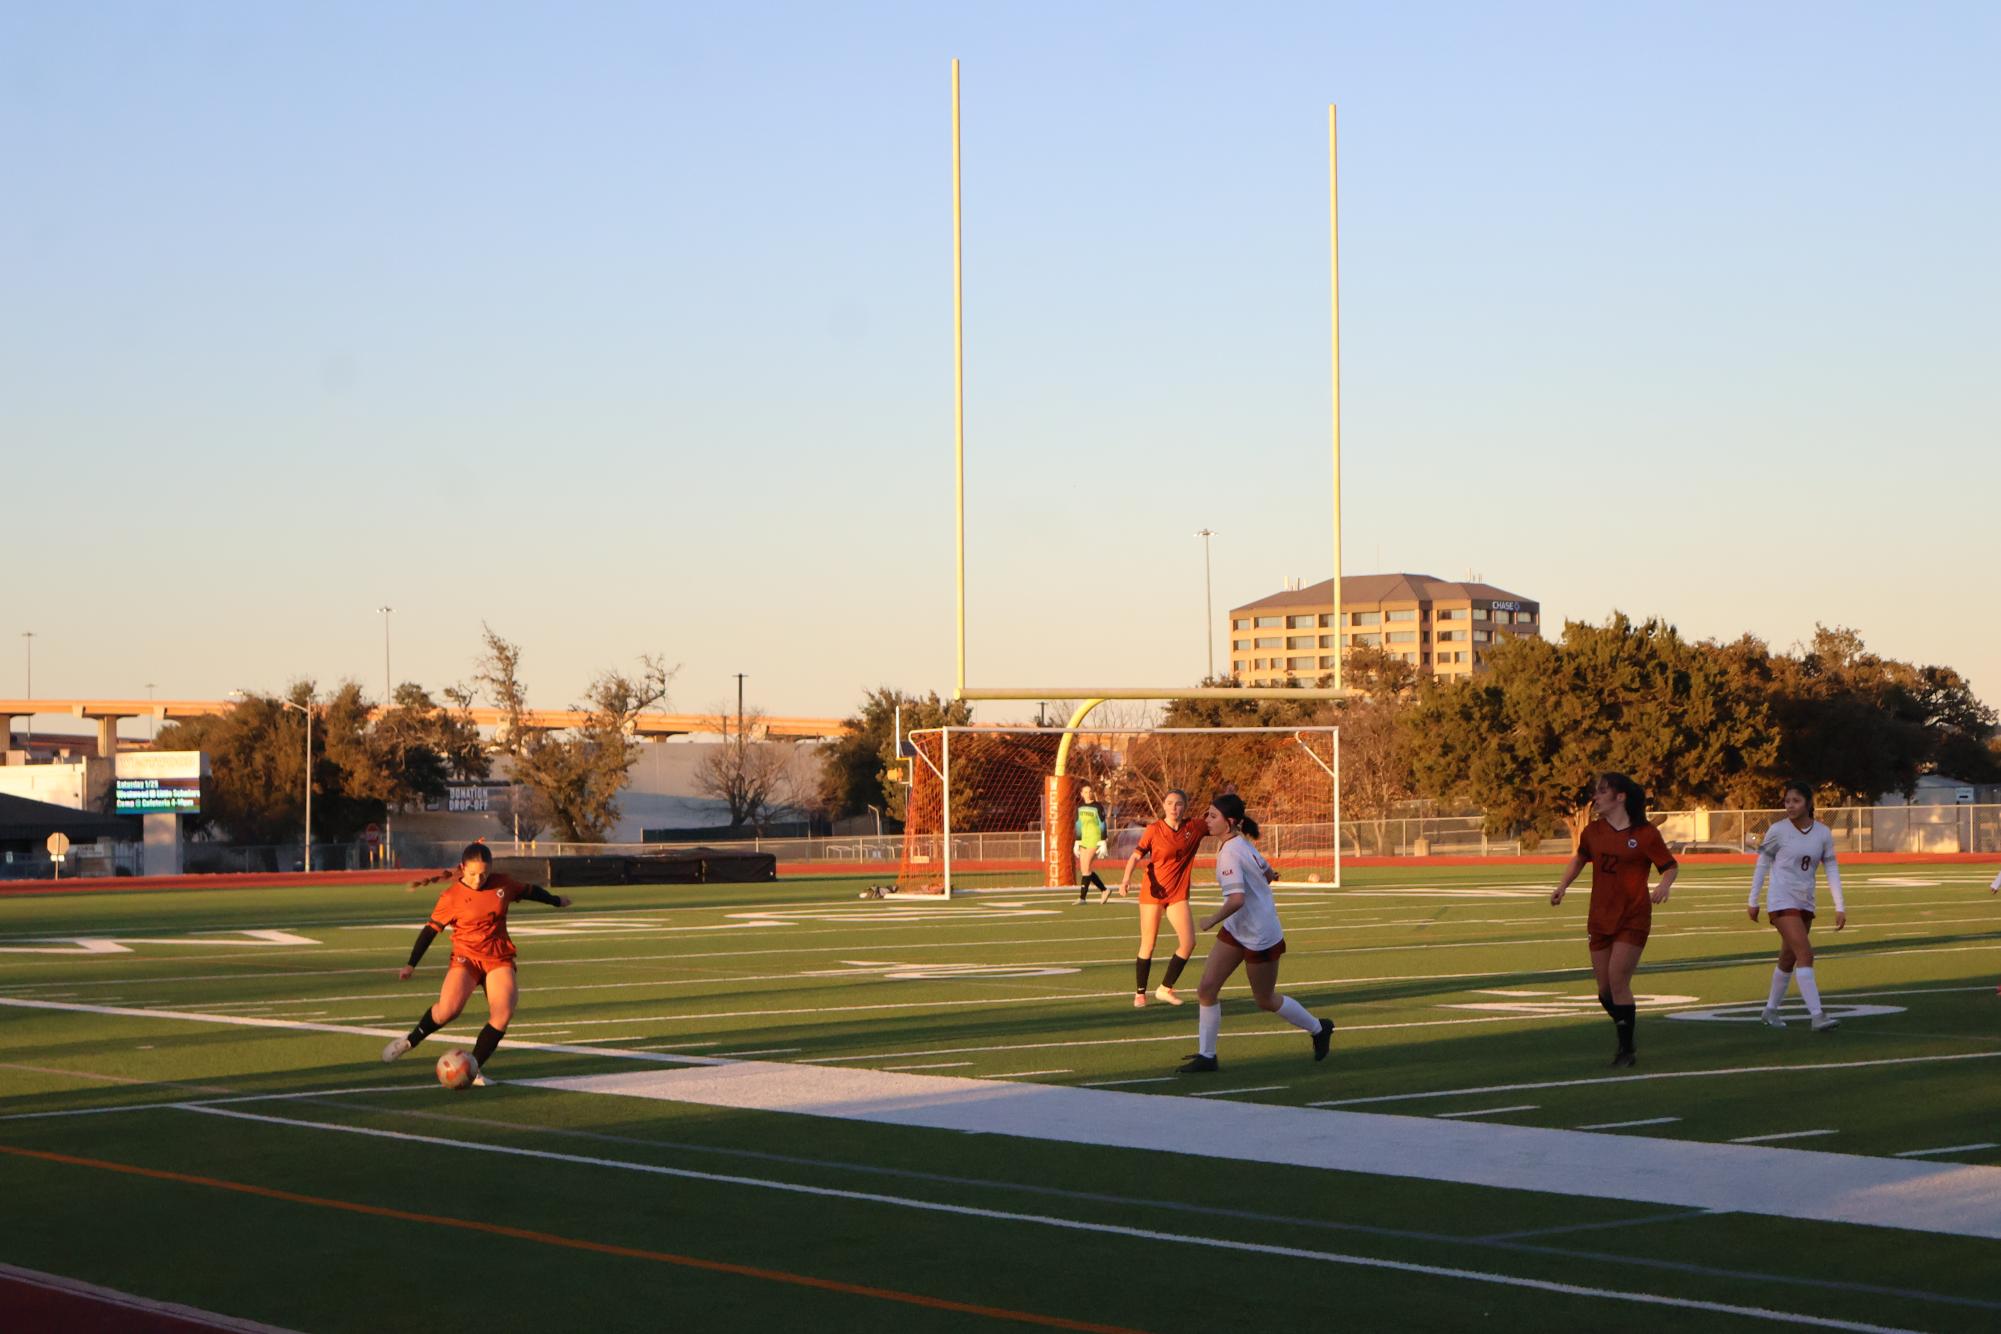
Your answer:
[1099,885,1115,905]
[381,1036,412,1063]
[1132,992,1148,1008]
[471,1074,492,1087]
[1313,1017,1335,1061]
[1810,1014,1840,1032]
[1760,1008,1785,1028]
[1610,1050,1637,1068]
[1178,1054,1219,1074]
[1153,985,1184,1007]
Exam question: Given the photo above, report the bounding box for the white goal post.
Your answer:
[896,726,1340,897]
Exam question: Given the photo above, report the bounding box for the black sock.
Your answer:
[1087,873,1108,893]
[1161,953,1190,989]
[1612,1003,1636,1053]
[1597,990,1615,1017]
[406,1007,443,1046]
[472,1023,506,1068]
[1135,957,1153,992]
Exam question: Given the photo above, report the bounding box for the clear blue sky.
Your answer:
[4,3,1995,724]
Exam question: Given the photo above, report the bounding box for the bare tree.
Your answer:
[692,708,802,831]
[471,627,679,842]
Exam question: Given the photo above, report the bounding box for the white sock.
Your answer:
[1197,1003,1221,1058]
[1766,968,1793,1011]
[1796,966,1823,1017]
[1274,995,1319,1034]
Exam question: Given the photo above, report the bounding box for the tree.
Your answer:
[1406,617,1780,838]
[692,709,806,831]
[471,625,678,842]
[817,688,973,823]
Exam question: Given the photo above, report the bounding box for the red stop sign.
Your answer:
[362,823,382,846]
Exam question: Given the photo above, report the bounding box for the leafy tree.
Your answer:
[817,688,972,823]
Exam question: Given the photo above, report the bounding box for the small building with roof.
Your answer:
[1229,573,1542,683]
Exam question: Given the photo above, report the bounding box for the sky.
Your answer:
[3,2,1996,728]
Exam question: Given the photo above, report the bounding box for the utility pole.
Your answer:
[20,632,32,745]
[1194,530,1218,680]
[734,673,747,745]
[379,606,393,861]
[146,682,157,740]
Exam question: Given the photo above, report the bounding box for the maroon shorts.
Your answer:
[1218,927,1286,963]
[1769,908,1815,922]
[1587,927,1650,951]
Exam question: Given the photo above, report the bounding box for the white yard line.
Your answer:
[1078,1076,1179,1087]
[166,1103,1926,1332]
[517,1062,2001,1243]
[1893,1144,1999,1159]
[1731,1130,1838,1144]
[1435,1105,1538,1119]
[1576,1117,1682,1131]
[987,1070,1072,1079]
[880,1062,975,1071]
[1186,1085,1288,1098]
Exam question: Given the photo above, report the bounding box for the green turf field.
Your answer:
[4,862,2000,1332]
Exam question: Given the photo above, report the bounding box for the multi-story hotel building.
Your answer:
[1228,573,1542,683]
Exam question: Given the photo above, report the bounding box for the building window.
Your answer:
[1319,655,1339,669]
[1387,608,1416,622]
[1491,610,1511,625]
[1256,616,1282,628]
[1437,629,1466,642]
[1349,633,1381,647]
[1473,607,1490,621]
[1388,630,1417,644]
[1232,618,1251,630]
[1256,637,1281,649]
[1437,607,1468,621]
[1520,610,1538,623]
[1287,656,1313,670]
[1318,635,1334,648]
[1348,611,1381,626]
[1318,613,1336,628]
[1288,615,1314,629]
[1473,630,1491,643]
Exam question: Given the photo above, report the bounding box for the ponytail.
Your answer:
[1213,792,1260,840]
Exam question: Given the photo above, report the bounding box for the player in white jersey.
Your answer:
[1990,868,2001,994]
[1749,781,1846,1031]
[1178,793,1333,1073]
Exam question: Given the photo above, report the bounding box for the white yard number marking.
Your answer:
[1668,1003,1906,1024]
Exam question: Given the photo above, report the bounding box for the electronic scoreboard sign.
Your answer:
[113,752,208,815]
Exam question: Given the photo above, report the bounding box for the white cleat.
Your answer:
[1760,1009,1785,1028]
[381,1036,412,1062]
[1811,1014,1840,1032]
[1153,985,1184,1007]
[471,1073,491,1087]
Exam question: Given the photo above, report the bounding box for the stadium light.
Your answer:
[1195,531,1218,679]
[278,698,315,873]
[20,631,32,745]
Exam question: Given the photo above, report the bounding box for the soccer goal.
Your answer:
[896,726,1340,897]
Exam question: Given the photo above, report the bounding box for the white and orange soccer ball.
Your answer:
[436,1049,479,1090]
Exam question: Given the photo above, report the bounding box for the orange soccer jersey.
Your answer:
[1137,819,1207,904]
[426,872,534,963]
[1576,819,1676,946]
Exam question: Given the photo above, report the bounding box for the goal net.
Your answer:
[896,726,1340,897]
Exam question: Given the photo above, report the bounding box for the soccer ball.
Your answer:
[1307,873,1322,884]
[436,1049,478,1090]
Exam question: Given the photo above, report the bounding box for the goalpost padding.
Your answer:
[897,726,1340,897]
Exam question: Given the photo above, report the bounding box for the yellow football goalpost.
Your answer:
[904,62,1351,896]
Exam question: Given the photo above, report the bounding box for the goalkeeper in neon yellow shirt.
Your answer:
[1075,784,1112,903]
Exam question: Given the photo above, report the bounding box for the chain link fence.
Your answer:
[6,805,1997,881]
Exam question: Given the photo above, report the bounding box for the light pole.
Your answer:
[378,606,393,862]
[734,673,747,744]
[20,631,32,745]
[278,699,315,872]
[1194,530,1218,680]
[146,682,157,740]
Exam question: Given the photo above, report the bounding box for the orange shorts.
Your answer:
[1218,927,1286,963]
[450,954,516,986]
[1588,927,1649,951]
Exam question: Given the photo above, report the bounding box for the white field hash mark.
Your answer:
[172,1104,1927,1334]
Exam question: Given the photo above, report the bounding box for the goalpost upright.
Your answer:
[931,63,1352,892]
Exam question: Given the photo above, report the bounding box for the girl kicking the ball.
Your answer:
[1551,773,1678,1067]
[382,843,570,1083]
[1749,781,1846,1031]
[1178,794,1333,1073]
